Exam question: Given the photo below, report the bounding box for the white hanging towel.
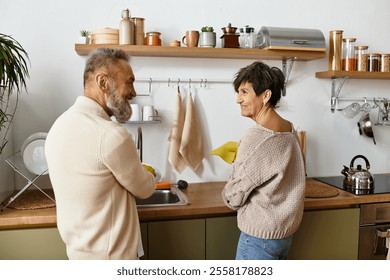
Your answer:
[180,93,204,171]
[168,89,187,173]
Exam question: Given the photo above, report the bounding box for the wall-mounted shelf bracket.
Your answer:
[282,57,296,96]
[331,77,347,112]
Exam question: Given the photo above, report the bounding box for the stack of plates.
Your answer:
[21,132,48,175]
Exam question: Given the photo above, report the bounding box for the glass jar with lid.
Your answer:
[368,53,381,72]
[342,38,356,71]
[144,31,162,46]
[380,54,390,72]
[355,46,369,71]
[239,25,256,48]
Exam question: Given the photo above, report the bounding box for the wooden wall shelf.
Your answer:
[316,70,390,80]
[75,44,326,61]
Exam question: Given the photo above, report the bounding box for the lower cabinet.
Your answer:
[142,216,240,260]
[288,208,360,260]
[147,219,206,260]
[0,227,67,260]
[206,216,240,260]
[0,208,359,260]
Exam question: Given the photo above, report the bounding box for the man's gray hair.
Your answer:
[83,48,129,86]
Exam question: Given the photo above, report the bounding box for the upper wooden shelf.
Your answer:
[316,70,390,80]
[75,44,326,61]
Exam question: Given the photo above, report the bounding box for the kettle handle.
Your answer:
[350,155,370,170]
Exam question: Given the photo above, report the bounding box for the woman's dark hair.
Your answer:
[233,61,285,107]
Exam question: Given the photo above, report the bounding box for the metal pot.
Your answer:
[341,155,374,190]
[357,113,376,144]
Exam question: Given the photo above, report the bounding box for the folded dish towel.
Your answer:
[168,90,187,173]
[210,141,238,164]
[179,93,204,171]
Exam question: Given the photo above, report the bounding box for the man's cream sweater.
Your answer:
[222,124,306,239]
[45,96,155,259]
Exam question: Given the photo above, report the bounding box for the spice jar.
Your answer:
[328,30,343,71]
[380,54,390,72]
[130,17,145,45]
[239,25,256,48]
[342,38,356,71]
[355,46,369,71]
[368,53,380,72]
[145,31,161,46]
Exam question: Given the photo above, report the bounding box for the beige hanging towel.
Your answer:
[180,93,204,171]
[168,89,187,173]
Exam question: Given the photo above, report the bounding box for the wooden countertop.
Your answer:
[2,178,390,230]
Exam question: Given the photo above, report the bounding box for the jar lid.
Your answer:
[368,53,381,57]
[330,30,343,34]
[342,38,356,42]
[146,31,161,36]
[241,25,254,33]
[354,45,369,50]
[381,54,390,57]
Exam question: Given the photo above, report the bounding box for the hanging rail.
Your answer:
[134,78,233,94]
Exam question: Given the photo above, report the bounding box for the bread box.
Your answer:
[257,26,325,51]
[90,28,119,44]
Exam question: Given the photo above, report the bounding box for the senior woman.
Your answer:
[222,61,306,260]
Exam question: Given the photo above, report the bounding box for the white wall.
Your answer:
[1,0,390,190]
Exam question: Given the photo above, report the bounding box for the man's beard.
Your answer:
[105,84,132,123]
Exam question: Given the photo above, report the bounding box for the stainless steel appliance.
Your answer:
[257,26,326,51]
[359,202,390,259]
[314,173,390,195]
[314,174,390,259]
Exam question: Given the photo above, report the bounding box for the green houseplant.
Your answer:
[80,29,91,44]
[199,26,216,48]
[0,33,30,154]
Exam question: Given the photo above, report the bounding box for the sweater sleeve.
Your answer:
[223,135,293,209]
[101,125,155,199]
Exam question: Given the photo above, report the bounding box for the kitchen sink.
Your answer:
[136,186,190,208]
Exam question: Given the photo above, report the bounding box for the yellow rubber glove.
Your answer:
[210,141,238,164]
[142,163,156,177]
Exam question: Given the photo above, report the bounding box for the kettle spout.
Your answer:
[341,165,350,177]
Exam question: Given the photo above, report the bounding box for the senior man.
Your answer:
[45,48,155,260]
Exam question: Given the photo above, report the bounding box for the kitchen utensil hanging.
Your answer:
[374,98,390,125]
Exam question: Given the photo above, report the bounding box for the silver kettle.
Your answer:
[341,155,374,190]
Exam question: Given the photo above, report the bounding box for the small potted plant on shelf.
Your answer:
[199,26,216,48]
[80,29,91,44]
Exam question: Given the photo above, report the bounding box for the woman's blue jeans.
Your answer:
[235,231,293,260]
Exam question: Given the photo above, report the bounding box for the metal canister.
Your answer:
[328,30,343,71]
[380,54,390,72]
[145,31,161,46]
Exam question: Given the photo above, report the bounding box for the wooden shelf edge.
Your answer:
[316,70,390,79]
[75,44,326,61]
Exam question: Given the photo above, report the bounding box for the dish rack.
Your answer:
[1,151,54,211]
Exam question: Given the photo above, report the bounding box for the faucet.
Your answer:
[137,126,143,162]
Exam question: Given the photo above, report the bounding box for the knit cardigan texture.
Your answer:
[222,124,306,239]
[45,96,155,259]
